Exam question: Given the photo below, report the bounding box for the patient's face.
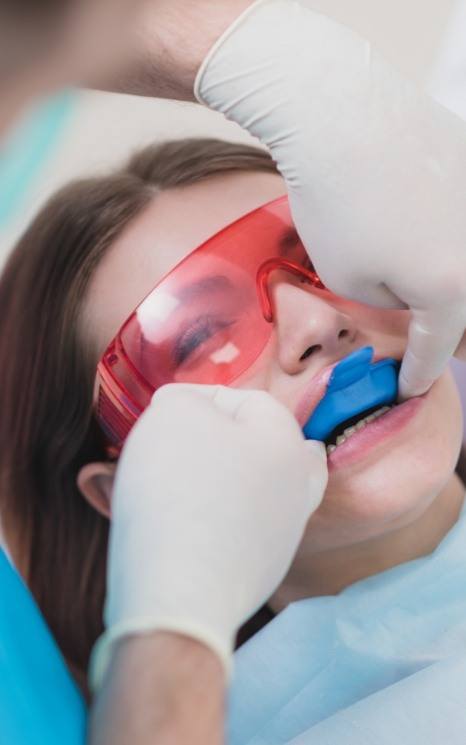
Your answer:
[82,170,463,552]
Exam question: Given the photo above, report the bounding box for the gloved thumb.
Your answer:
[152,383,259,419]
[154,384,303,435]
[302,439,328,512]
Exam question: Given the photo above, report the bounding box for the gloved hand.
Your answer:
[90,384,327,689]
[195,0,466,399]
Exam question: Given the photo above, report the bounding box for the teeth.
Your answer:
[377,406,391,416]
[326,404,394,455]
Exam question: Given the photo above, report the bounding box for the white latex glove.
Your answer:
[90,384,327,689]
[195,0,466,399]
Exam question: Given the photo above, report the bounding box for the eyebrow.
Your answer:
[177,274,235,301]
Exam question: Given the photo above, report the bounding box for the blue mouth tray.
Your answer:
[303,346,399,442]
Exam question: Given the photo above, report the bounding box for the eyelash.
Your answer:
[173,315,237,366]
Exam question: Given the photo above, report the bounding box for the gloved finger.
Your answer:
[303,438,327,464]
[151,383,245,419]
[212,386,291,424]
[302,439,328,511]
[316,269,408,311]
[398,310,464,400]
[349,281,408,311]
[153,383,302,435]
[152,383,267,420]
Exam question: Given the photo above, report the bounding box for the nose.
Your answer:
[271,280,357,375]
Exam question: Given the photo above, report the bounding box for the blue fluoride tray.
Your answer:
[303,347,399,442]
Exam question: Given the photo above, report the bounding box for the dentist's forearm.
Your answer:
[88,631,226,745]
[95,0,255,101]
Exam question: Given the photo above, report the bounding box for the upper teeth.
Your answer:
[326,406,392,455]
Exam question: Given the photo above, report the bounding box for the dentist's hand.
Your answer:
[90,384,327,689]
[195,0,466,399]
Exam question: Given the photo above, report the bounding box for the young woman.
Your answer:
[0,138,464,725]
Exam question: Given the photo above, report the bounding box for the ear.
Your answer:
[77,462,117,519]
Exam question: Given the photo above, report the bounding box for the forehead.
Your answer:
[81,170,286,359]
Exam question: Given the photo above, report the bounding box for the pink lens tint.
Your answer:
[95,196,322,455]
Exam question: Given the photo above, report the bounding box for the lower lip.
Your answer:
[327,395,425,471]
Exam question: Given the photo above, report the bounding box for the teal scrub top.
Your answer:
[228,493,466,744]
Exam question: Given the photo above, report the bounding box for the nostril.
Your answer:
[300,344,322,361]
[338,329,350,339]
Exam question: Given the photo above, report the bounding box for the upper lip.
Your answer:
[294,351,387,429]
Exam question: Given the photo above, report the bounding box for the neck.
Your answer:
[269,473,465,612]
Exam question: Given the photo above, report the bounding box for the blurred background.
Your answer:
[0,0,460,256]
[2,0,466,428]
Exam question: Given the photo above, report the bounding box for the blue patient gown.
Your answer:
[228,496,466,744]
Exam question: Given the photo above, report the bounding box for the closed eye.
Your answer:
[173,315,238,366]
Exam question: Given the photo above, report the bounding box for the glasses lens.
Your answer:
[120,199,299,390]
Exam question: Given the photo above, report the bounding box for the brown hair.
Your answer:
[0,138,278,694]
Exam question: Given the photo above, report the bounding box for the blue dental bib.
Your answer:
[303,346,399,442]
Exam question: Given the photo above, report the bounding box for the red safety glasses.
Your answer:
[94,196,325,456]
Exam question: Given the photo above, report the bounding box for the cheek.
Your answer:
[304,371,464,550]
[233,334,278,390]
